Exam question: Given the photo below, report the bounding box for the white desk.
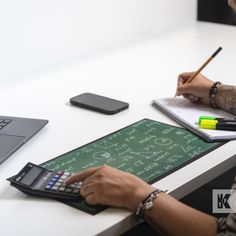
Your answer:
[0,22,236,236]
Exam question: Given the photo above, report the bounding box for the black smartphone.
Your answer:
[70,93,129,115]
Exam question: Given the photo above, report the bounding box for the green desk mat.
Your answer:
[41,119,224,215]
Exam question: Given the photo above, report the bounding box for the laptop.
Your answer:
[0,115,48,164]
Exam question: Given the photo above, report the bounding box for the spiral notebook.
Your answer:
[152,97,236,142]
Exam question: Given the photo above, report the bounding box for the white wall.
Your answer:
[0,0,197,86]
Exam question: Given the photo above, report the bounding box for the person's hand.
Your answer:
[175,72,214,105]
[228,0,236,12]
[65,165,155,212]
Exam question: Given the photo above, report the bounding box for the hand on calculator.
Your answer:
[8,163,82,201]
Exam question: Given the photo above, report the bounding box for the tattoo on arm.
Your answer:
[214,85,236,115]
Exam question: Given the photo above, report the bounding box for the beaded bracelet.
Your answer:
[209,81,221,108]
[136,189,167,219]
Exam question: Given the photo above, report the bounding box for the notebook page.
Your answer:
[153,97,236,140]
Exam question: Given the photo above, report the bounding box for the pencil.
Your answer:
[186,47,222,84]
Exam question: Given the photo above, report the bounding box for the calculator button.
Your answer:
[76,182,82,188]
[57,171,64,175]
[63,172,71,176]
[54,182,60,187]
[48,181,55,186]
[58,187,66,191]
[69,183,76,188]
[73,188,80,193]
[45,185,52,190]
[51,186,59,191]
[65,187,73,193]
[60,176,68,180]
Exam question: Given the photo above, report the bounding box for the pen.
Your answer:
[200,120,236,131]
[198,116,236,125]
[186,47,222,84]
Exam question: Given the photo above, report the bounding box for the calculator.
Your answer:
[7,162,82,201]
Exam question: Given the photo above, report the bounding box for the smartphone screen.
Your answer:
[70,93,129,115]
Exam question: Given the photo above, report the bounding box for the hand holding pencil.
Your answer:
[176,47,222,106]
[176,72,214,105]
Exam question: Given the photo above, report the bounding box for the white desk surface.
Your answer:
[1,22,236,236]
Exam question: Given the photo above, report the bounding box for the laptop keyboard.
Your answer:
[0,119,12,130]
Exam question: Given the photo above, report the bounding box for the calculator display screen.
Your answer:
[20,166,43,186]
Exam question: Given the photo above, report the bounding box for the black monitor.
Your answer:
[198,0,236,25]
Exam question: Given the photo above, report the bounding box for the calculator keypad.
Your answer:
[45,171,81,194]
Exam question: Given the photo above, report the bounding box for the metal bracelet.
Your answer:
[136,189,167,219]
[209,81,221,108]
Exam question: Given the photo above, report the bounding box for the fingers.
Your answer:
[176,72,194,96]
[177,72,193,85]
[65,168,101,204]
[176,82,194,97]
[182,94,199,103]
[65,167,100,185]
[85,194,98,205]
[176,83,192,96]
[79,183,99,205]
[65,167,102,205]
[64,165,155,209]
[80,182,95,197]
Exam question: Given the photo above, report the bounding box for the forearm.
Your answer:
[214,85,236,115]
[143,193,217,236]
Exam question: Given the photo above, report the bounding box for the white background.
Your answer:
[0,0,196,87]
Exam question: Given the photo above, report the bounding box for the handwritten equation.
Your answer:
[42,119,219,183]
